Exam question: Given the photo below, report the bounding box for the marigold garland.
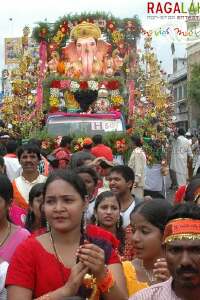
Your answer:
[111,95,124,106]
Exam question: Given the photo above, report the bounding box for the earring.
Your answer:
[46,220,50,232]
[83,210,87,233]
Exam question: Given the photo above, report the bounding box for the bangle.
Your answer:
[83,273,96,289]
[97,268,115,294]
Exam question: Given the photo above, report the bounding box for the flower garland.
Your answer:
[33,13,141,50]
[49,88,59,108]
[50,79,121,92]
[48,79,123,110]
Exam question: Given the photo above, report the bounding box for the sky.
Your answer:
[0,0,193,75]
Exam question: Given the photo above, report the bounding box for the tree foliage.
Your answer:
[188,63,200,105]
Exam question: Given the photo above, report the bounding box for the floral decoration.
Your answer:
[79,81,89,90]
[111,95,124,106]
[107,20,116,32]
[32,13,141,49]
[73,137,85,151]
[111,31,124,44]
[115,138,127,153]
[50,88,59,97]
[110,89,120,97]
[49,95,59,107]
[106,80,120,90]
[88,80,99,91]
[60,80,71,89]
[48,78,123,110]
[69,81,80,92]
[41,139,51,150]
[60,21,69,34]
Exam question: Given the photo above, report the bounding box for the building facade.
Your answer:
[169,58,188,130]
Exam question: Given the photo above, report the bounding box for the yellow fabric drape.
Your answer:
[122,261,149,297]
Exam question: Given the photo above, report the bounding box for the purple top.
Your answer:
[0,226,30,263]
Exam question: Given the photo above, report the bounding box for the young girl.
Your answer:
[91,191,125,257]
[25,183,46,233]
[124,199,171,296]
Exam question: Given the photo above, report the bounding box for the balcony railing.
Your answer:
[169,68,187,83]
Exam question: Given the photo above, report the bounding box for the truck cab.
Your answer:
[46,111,125,136]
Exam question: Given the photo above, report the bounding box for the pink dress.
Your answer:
[0,226,30,263]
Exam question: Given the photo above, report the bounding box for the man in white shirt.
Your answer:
[11,144,46,225]
[108,165,141,228]
[128,135,146,199]
[4,140,21,181]
[170,128,193,187]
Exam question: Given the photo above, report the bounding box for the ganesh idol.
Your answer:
[62,22,122,79]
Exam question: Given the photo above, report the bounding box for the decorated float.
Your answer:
[30,13,141,141]
[0,13,174,186]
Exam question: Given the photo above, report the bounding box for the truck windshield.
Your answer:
[47,116,124,136]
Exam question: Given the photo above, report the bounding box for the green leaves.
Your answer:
[188,63,200,105]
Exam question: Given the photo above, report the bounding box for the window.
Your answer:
[173,59,177,73]
[178,85,183,100]
[47,116,124,136]
[173,88,177,101]
[183,83,187,98]
[179,103,187,113]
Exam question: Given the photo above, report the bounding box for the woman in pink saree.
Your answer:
[0,175,30,262]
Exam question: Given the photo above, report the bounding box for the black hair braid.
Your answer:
[80,213,87,243]
[25,210,35,232]
[90,214,96,225]
[115,215,125,256]
[78,214,94,299]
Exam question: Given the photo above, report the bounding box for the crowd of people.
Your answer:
[0,132,199,300]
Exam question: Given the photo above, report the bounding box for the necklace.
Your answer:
[49,230,66,284]
[141,260,157,284]
[134,259,157,285]
[0,222,11,247]
[49,230,92,299]
[49,230,67,265]
[142,266,156,284]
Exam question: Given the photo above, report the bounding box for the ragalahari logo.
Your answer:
[147,1,200,14]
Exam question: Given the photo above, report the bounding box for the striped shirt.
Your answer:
[129,278,182,300]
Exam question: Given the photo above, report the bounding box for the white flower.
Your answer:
[50,88,59,97]
[88,80,98,91]
[110,89,120,96]
[70,81,80,92]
